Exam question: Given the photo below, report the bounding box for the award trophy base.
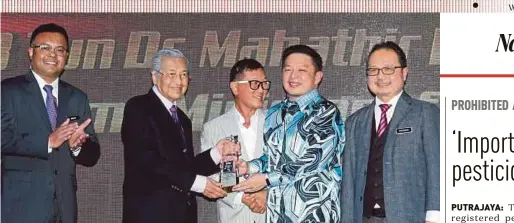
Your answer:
[219,135,240,193]
[222,185,235,193]
[220,160,239,193]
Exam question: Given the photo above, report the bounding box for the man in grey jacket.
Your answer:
[201,58,269,223]
[341,41,440,223]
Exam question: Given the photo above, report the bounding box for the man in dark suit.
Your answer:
[341,41,439,223]
[121,48,237,223]
[1,23,101,223]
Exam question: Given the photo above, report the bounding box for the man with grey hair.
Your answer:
[122,48,239,223]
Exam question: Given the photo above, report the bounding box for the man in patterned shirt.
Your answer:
[233,45,345,223]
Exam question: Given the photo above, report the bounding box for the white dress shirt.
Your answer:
[236,108,259,160]
[152,86,221,193]
[32,71,81,156]
[233,107,260,205]
[374,90,439,222]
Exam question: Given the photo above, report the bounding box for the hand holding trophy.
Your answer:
[218,135,241,193]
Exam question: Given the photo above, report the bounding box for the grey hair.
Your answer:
[151,48,190,77]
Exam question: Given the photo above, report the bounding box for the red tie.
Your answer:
[377,104,391,137]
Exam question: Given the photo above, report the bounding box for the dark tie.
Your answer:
[169,105,180,124]
[377,104,391,137]
[43,85,57,130]
[169,105,187,153]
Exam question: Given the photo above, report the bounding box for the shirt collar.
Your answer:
[375,90,403,108]
[152,85,176,110]
[233,106,261,126]
[286,89,321,110]
[32,70,59,91]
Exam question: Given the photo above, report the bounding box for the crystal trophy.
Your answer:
[219,135,240,193]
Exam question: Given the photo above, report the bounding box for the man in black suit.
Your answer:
[121,48,237,223]
[1,23,101,223]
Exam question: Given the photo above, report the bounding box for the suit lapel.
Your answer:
[22,73,52,132]
[383,92,413,151]
[176,106,192,160]
[56,80,70,126]
[146,90,179,157]
[359,102,375,162]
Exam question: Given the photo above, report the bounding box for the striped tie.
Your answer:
[169,105,180,124]
[169,105,187,153]
[377,104,391,137]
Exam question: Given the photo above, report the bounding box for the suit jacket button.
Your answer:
[54,170,58,175]
[182,149,187,153]
[359,196,363,201]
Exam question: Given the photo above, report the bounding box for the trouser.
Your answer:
[48,193,62,223]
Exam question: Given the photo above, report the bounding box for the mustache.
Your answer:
[374,81,390,85]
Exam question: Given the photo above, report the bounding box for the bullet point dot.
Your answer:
[473,2,478,8]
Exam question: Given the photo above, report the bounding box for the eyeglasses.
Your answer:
[234,80,271,90]
[31,44,68,56]
[366,66,405,76]
[155,70,190,80]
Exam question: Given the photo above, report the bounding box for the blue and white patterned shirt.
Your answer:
[248,89,345,223]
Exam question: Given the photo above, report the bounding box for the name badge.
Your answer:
[396,127,412,134]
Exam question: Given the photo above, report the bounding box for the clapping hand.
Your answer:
[68,119,92,150]
[48,119,78,149]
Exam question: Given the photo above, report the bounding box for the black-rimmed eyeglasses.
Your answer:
[366,66,405,76]
[234,80,271,90]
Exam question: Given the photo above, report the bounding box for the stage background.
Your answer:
[1,13,440,222]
